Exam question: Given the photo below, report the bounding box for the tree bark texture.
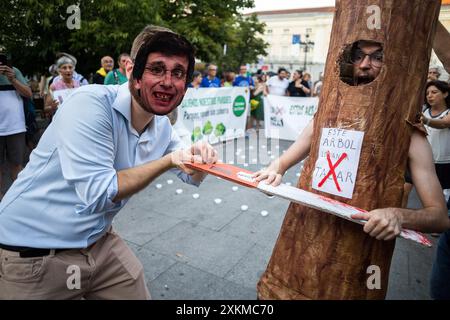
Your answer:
[258,0,441,300]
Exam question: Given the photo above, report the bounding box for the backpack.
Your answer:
[22,97,38,144]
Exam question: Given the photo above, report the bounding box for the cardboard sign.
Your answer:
[312,128,364,199]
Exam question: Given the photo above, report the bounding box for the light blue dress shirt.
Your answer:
[0,83,198,249]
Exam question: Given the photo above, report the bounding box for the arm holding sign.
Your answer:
[253,119,314,185]
[256,125,449,240]
[351,132,450,239]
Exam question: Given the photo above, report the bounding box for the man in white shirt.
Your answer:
[0,26,217,300]
[0,52,32,201]
[265,68,289,96]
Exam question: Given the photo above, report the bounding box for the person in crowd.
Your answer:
[93,56,114,84]
[265,67,289,96]
[248,73,266,130]
[302,72,313,96]
[287,70,310,97]
[44,56,81,116]
[222,71,235,87]
[421,79,450,204]
[200,64,221,88]
[188,70,202,88]
[233,65,254,88]
[0,51,32,201]
[104,53,131,85]
[313,73,324,97]
[51,53,89,86]
[428,66,441,82]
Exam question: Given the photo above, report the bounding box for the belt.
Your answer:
[0,243,70,258]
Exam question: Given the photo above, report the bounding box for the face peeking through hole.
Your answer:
[131,52,188,116]
[351,41,383,85]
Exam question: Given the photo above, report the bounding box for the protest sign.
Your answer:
[173,87,250,145]
[263,95,318,141]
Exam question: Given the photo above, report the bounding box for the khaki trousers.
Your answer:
[0,228,151,300]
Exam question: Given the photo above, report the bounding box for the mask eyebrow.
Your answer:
[172,63,187,72]
[145,61,165,68]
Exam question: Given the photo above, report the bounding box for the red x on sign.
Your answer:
[318,151,348,192]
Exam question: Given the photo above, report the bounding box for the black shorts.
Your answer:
[0,132,26,166]
[435,163,450,189]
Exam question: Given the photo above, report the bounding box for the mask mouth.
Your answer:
[153,91,174,103]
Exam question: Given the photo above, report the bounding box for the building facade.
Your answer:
[250,2,450,81]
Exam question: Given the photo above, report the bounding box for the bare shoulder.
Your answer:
[408,131,435,179]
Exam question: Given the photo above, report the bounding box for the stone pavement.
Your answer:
[111,135,439,300]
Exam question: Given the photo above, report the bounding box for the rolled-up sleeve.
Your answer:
[164,124,201,187]
[54,90,122,215]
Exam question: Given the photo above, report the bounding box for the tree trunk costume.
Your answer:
[257,0,441,300]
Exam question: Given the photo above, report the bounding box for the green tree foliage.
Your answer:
[220,14,268,72]
[0,0,267,78]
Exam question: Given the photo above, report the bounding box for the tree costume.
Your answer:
[257,0,441,300]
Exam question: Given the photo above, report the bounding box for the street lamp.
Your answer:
[299,33,315,71]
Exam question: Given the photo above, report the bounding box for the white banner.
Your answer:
[173,87,250,145]
[264,95,318,141]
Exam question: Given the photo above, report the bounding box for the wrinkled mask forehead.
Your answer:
[131,26,174,62]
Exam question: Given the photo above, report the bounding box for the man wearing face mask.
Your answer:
[0,25,217,299]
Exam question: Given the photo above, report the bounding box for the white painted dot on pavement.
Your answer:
[241,205,249,211]
[267,151,272,155]
[192,193,200,199]
[214,198,222,204]
[270,155,275,159]
[228,161,234,165]
[232,186,239,191]
[261,145,266,149]
[249,146,254,150]
[261,210,269,217]
[241,155,246,159]
[156,184,162,189]
[175,189,183,194]
[235,151,240,156]
[167,179,173,185]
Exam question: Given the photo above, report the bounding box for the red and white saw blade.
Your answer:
[184,162,432,247]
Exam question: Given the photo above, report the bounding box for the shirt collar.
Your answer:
[112,82,157,140]
[112,82,132,122]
